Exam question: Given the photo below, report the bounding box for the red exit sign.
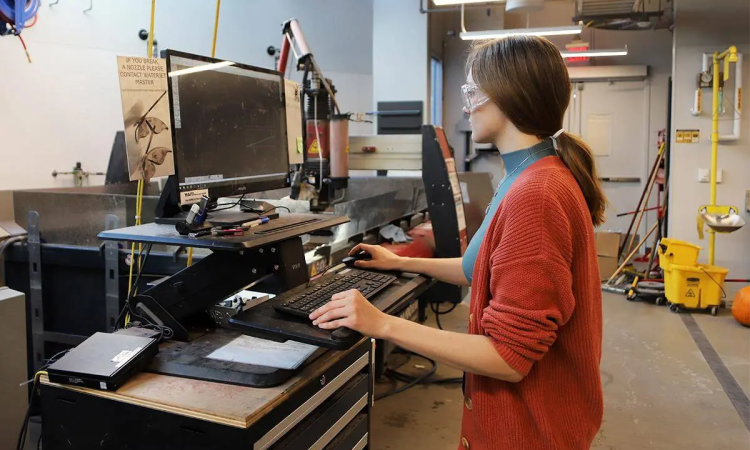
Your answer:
[566,46,589,63]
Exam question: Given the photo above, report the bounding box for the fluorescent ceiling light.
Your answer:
[460,25,583,40]
[561,48,629,58]
[433,0,502,4]
[168,61,235,77]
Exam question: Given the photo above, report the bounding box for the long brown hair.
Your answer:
[468,35,606,226]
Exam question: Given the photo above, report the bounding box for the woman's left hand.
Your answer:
[310,290,392,339]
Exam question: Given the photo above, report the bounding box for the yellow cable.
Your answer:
[211,0,221,58]
[127,0,156,326]
[185,0,220,270]
[147,0,156,59]
[136,179,144,271]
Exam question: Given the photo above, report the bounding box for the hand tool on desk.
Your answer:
[212,225,250,231]
[188,229,213,238]
[212,229,246,237]
[242,217,272,228]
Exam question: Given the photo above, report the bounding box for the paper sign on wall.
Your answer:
[117,56,175,182]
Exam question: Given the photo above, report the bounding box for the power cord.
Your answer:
[376,355,436,401]
[16,349,70,450]
[210,194,247,212]
[375,349,462,401]
[117,243,153,329]
[429,302,459,330]
[386,368,463,386]
[125,294,174,343]
[388,349,463,385]
[0,235,27,257]
[0,236,27,282]
[260,205,291,215]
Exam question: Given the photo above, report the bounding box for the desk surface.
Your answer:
[97,213,349,250]
[41,340,366,429]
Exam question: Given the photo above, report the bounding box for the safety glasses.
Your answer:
[461,83,490,113]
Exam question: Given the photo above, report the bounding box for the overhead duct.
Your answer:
[505,0,544,14]
[574,0,674,30]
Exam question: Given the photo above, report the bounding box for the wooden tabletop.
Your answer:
[41,340,364,429]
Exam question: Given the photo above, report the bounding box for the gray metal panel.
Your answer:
[11,177,426,249]
[27,211,44,370]
[252,177,427,243]
[104,215,120,332]
[12,185,160,247]
[0,287,27,450]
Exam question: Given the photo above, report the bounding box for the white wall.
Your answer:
[441,5,506,172]
[437,1,673,178]
[669,0,750,297]
[0,0,373,190]
[373,0,429,122]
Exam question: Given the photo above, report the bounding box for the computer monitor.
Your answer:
[164,50,290,204]
[105,131,130,185]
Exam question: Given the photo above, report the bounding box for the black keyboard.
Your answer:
[274,269,397,319]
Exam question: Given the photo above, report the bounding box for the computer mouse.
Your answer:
[331,327,359,341]
[342,251,372,267]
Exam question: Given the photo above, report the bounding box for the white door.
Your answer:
[568,81,652,241]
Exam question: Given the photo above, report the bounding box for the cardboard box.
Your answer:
[594,230,644,279]
[595,231,624,279]
[598,256,620,279]
[595,231,623,258]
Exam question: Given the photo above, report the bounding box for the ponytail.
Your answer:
[555,132,607,227]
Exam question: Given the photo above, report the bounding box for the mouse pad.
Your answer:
[149,328,327,388]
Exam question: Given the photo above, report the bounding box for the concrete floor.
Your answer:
[371,293,750,450]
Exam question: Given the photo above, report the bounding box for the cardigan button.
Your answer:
[464,396,473,411]
[462,437,470,450]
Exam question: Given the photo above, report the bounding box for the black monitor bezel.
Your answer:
[164,49,291,203]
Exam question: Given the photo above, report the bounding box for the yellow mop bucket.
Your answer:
[657,238,701,272]
[665,263,728,315]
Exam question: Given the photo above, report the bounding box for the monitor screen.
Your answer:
[166,51,289,202]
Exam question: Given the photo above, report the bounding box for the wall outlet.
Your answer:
[698,168,723,183]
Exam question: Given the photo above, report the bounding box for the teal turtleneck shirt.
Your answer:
[462,139,557,283]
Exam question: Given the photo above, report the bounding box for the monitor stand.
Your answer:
[154,175,275,226]
[154,176,188,225]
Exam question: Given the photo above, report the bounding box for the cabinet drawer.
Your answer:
[324,413,368,450]
[271,373,369,450]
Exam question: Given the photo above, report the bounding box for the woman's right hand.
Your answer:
[348,243,404,271]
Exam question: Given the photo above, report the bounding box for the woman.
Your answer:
[310,35,604,450]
